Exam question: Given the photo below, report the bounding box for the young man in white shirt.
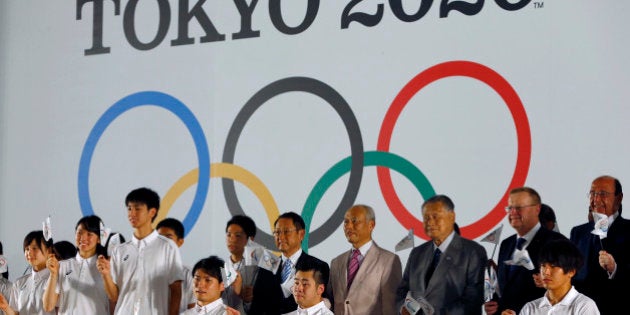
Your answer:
[285,259,333,315]
[97,187,185,315]
[184,256,235,315]
[156,217,196,313]
[503,239,600,315]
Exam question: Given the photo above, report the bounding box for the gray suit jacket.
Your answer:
[396,234,486,315]
[328,241,402,315]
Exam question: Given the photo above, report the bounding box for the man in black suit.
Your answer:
[273,212,329,314]
[484,187,566,315]
[570,175,630,315]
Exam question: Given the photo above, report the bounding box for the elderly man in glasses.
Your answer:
[484,187,566,315]
[570,175,630,315]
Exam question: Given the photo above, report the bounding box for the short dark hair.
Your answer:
[295,258,329,288]
[538,204,556,223]
[76,215,108,257]
[192,255,225,283]
[538,239,583,274]
[23,230,49,252]
[125,187,160,222]
[274,212,305,230]
[156,218,185,239]
[226,215,257,238]
[422,195,455,212]
[510,186,541,204]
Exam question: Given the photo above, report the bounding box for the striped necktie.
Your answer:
[281,259,292,283]
[347,249,361,289]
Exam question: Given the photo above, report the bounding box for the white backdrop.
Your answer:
[1,1,629,280]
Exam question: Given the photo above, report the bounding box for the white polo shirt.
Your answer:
[54,253,109,315]
[110,230,185,315]
[284,300,334,315]
[9,268,55,315]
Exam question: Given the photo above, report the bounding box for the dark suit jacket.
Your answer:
[570,216,630,315]
[328,242,402,315]
[496,227,566,314]
[275,252,330,315]
[396,233,487,315]
[223,265,282,315]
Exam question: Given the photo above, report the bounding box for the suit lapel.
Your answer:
[349,243,377,290]
[426,236,459,290]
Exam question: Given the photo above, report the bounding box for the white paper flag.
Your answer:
[403,292,434,315]
[591,212,609,239]
[258,247,281,274]
[42,216,53,242]
[0,255,8,273]
[484,264,500,301]
[221,263,237,288]
[504,249,534,270]
[481,225,503,245]
[100,220,111,247]
[395,229,414,252]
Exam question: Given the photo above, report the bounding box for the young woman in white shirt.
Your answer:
[0,230,55,315]
[42,215,110,314]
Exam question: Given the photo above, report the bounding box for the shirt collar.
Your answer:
[132,230,158,249]
[283,248,303,266]
[297,301,329,315]
[31,267,50,282]
[352,240,373,256]
[434,231,455,253]
[75,252,97,264]
[540,286,579,307]
[195,299,223,313]
[517,223,541,247]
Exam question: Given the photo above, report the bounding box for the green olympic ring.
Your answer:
[301,150,435,250]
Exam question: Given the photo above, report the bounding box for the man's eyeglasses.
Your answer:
[272,229,298,237]
[504,204,539,212]
[588,191,614,199]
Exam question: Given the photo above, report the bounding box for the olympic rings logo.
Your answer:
[78,60,531,250]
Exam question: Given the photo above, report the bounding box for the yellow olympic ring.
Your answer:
[154,163,280,233]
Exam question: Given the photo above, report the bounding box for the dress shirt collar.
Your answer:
[434,231,455,253]
[517,223,541,248]
[352,240,373,256]
[282,248,303,266]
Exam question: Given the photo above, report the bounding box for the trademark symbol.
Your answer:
[534,2,544,9]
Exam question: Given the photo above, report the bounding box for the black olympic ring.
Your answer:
[222,76,364,248]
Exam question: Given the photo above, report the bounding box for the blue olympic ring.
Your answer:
[77,91,210,236]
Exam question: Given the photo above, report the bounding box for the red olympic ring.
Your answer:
[377,60,531,240]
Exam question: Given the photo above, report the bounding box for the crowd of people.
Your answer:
[0,175,626,315]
